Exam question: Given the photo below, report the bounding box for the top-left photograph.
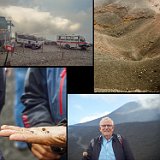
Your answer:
[0,0,93,66]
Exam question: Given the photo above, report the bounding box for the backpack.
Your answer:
[117,134,123,145]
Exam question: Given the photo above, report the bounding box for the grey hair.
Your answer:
[99,117,114,126]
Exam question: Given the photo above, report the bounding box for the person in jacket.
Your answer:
[82,117,135,160]
[0,68,5,113]
[0,68,6,160]
[23,67,66,160]
[0,125,66,147]
[13,68,28,150]
[0,68,66,160]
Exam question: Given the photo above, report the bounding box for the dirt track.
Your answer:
[0,44,93,66]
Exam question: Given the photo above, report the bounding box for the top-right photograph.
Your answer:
[94,0,160,92]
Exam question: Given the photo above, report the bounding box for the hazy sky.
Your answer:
[0,0,93,42]
[68,94,160,125]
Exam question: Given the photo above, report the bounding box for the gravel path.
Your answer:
[0,45,93,66]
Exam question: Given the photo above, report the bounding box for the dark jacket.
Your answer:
[21,68,66,127]
[21,68,66,160]
[0,68,5,160]
[83,134,135,160]
[0,68,5,113]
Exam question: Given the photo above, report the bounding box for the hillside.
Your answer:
[94,0,160,91]
[75,101,160,126]
[68,121,160,160]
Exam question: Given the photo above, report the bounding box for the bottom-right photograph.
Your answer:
[68,94,160,160]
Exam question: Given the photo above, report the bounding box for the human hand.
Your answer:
[0,125,66,147]
[83,152,88,157]
[31,144,61,160]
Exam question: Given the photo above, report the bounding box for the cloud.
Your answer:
[74,105,83,111]
[79,94,133,103]
[0,0,18,7]
[69,23,81,31]
[79,94,160,107]
[0,0,92,42]
[133,94,160,109]
[0,6,81,38]
[79,111,110,123]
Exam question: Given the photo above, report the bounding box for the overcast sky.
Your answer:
[68,94,160,125]
[0,0,93,42]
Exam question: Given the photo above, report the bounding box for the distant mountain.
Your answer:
[75,101,160,126]
[68,100,160,160]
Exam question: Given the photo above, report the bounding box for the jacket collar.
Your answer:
[99,133,117,143]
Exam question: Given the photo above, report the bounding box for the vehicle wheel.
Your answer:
[65,44,70,49]
[81,46,87,50]
[32,44,36,50]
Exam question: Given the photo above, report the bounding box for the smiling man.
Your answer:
[82,117,135,160]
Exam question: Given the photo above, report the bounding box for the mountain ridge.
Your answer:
[72,101,160,127]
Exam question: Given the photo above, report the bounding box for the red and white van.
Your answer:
[56,34,90,50]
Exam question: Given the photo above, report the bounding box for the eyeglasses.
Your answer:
[100,125,113,128]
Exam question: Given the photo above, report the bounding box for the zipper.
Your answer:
[59,68,66,116]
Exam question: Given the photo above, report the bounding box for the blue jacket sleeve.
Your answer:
[0,69,5,113]
[21,68,54,127]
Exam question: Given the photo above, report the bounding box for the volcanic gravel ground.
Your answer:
[0,44,93,66]
[95,53,160,92]
[94,0,160,92]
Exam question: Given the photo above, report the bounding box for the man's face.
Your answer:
[99,120,114,138]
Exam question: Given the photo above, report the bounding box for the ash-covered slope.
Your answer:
[95,0,160,13]
[95,0,160,61]
[94,0,160,91]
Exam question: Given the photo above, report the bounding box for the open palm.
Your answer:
[0,125,66,147]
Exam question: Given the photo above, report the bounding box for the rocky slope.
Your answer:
[94,0,160,91]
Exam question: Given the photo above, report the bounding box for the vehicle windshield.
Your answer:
[80,36,85,42]
[17,34,37,41]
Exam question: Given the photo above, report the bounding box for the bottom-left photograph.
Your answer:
[0,67,67,160]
